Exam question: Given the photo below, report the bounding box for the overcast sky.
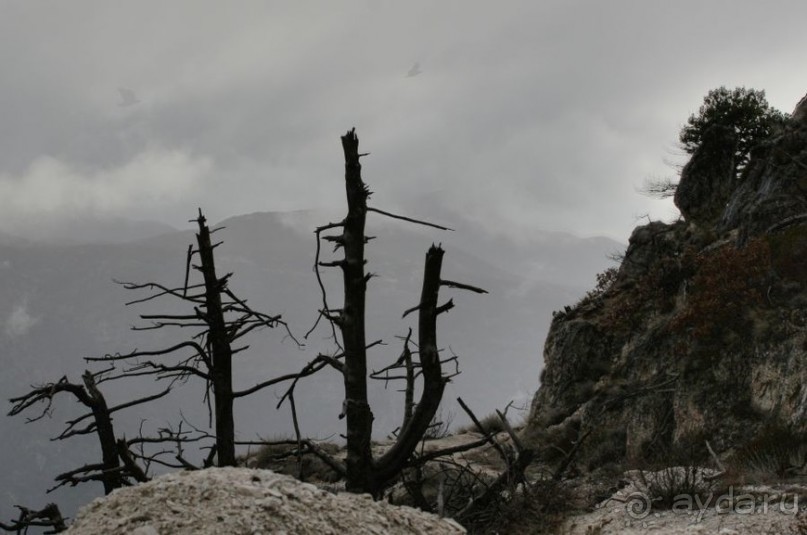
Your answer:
[1,1,805,241]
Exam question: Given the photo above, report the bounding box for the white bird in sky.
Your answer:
[117,87,140,107]
[406,62,422,78]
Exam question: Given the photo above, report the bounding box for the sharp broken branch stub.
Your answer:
[436,299,455,315]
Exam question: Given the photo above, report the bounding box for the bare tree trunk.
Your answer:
[335,240,450,493]
[81,371,123,494]
[195,212,236,467]
[339,129,376,493]
[376,246,448,484]
[311,129,484,496]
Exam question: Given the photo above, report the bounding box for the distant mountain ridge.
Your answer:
[0,216,178,245]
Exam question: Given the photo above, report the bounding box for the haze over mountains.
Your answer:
[0,208,621,521]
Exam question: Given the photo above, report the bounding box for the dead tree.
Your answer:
[0,503,66,534]
[296,128,486,495]
[7,369,168,494]
[454,401,536,523]
[86,211,298,467]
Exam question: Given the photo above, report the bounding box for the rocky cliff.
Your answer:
[524,94,807,470]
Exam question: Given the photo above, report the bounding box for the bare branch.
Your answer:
[552,428,591,481]
[49,462,123,492]
[8,377,91,421]
[401,303,423,319]
[440,279,488,294]
[638,176,678,199]
[435,299,455,315]
[306,223,344,347]
[84,341,209,366]
[301,439,347,477]
[0,503,67,534]
[495,409,525,453]
[107,387,172,416]
[367,207,454,231]
[409,436,492,466]
[116,439,149,483]
[457,397,509,463]
[116,280,207,306]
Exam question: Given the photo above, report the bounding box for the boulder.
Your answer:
[674,124,738,226]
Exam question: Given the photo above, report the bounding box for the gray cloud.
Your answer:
[0,149,212,224]
[0,1,805,240]
[5,300,39,337]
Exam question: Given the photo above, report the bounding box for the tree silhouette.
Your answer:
[8,369,162,494]
[290,128,487,495]
[85,211,298,468]
[6,129,499,518]
[679,86,788,175]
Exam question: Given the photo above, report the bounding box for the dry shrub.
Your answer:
[728,424,807,483]
[638,465,719,510]
[423,410,455,440]
[598,247,696,334]
[457,412,507,436]
[577,266,619,307]
[585,427,627,472]
[599,237,772,341]
[538,419,581,466]
[394,461,488,519]
[630,431,722,510]
[460,478,574,535]
[672,237,771,339]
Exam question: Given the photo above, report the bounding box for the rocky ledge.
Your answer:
[523,94,807,472]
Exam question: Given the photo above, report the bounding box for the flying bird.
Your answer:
[117,87,140,107]
[406,62,422,78]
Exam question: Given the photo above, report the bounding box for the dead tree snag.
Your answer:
[86,210,298,468]
[302,128,486,495]
[8,369,168,494]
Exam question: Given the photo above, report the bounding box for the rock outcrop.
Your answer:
[674,124,738,226]
[524,95,807,470]
[66,467,466,534]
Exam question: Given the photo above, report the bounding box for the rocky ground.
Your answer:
[557,468,806,535]
[251,433,807,533]
[63,432,806,534]
[66,467,466,535]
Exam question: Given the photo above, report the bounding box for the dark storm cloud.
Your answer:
[0,0,805,239]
